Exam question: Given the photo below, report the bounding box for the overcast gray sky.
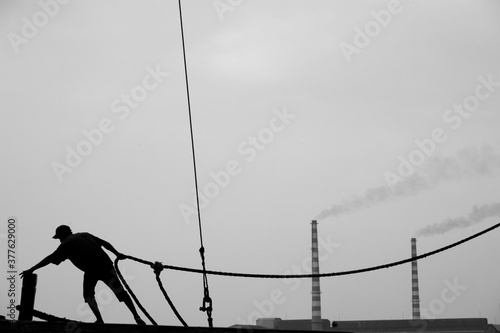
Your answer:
[1,0,500,327]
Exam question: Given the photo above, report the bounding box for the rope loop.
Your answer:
[114,258,158,326]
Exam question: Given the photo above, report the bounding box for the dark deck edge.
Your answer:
[0,320,353,333]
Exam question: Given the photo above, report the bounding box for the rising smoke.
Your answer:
[315,146,500,220]
[415,202,500,237]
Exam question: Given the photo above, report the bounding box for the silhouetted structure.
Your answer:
[330,318,498,332]
[311,220,322,331]
[410,238,420,320]
[18,273,37,321]
[257,317,499,332]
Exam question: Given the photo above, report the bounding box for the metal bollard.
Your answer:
[18,273,37,321]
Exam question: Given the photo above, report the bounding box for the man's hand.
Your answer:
[116,253,128,260]
[20,268,34,279]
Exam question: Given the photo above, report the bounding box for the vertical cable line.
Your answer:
[177,0,213,327]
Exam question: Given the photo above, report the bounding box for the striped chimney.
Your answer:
[311,220,322,331]
[411,238,421,320]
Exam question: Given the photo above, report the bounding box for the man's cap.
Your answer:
[53,225,72,239]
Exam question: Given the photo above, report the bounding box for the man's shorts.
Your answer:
[83,267,129,303]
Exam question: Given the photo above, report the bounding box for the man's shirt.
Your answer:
[50,232,113,273]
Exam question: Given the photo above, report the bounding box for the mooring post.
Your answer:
[18,273,37,321]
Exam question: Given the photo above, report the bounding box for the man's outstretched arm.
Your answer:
[20,254,54,278]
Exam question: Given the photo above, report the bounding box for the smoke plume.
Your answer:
[315,146,500,220]
[415,202,500,237]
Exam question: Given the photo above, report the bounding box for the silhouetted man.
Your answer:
[20,225,145,325]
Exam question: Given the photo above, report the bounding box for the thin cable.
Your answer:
[177,0,213,326]
[177,0,203,246]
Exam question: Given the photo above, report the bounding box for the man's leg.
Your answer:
[105,269,145,325]
[83,273,104,323]
[86,297,104,324]
[122,294,146,325]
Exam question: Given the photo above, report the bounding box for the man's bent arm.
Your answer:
[95,236,125,258]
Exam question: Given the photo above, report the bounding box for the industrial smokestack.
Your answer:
[411,238,420,320]
[311,220,322,331]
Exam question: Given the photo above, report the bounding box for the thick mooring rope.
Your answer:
[113,222,500,326]
[122,221,500,279]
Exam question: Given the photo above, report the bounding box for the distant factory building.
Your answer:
[256,317,499,333]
